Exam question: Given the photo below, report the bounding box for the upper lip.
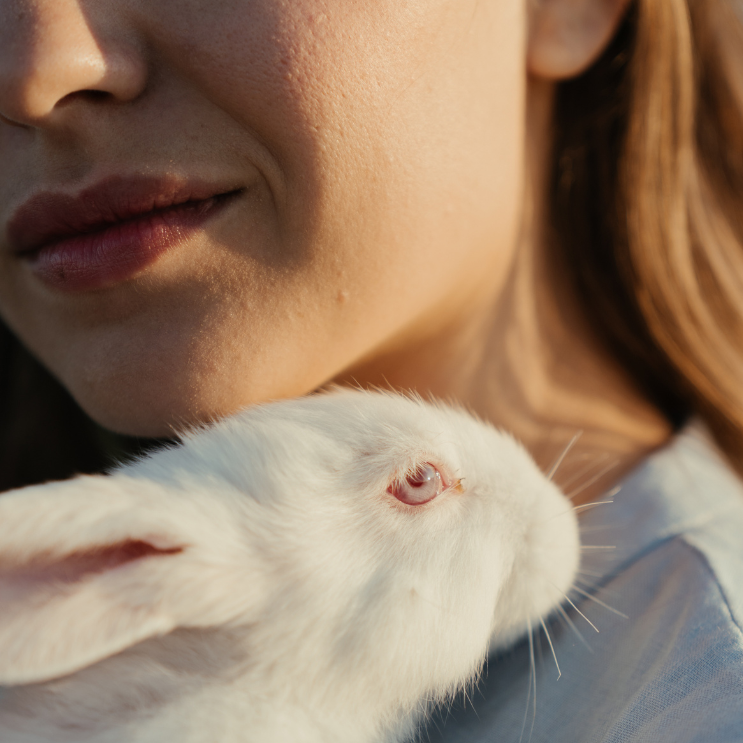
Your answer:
[6,175,241,256]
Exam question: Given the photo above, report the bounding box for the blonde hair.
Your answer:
[551,0,743,473]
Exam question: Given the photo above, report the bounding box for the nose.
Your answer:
[0,0,147,127]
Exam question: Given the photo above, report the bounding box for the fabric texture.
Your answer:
[416,423,743,743]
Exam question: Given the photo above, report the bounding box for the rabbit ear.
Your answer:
[0,475,261,686]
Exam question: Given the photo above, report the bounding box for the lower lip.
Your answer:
[25,194,237,292]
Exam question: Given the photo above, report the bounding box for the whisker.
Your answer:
[572,500,615,512]
[538,499,614,526]
[574,568,605,578]
[563,595,600,633]
[528,622,537,743]
[571,585,629,619]
[580,545,617,551]
[546,432,582,481]
[519,622,534,743]
[567,460,620,500]
[540,618,561,680]
[573,576,602,591]
[574,578,622,605]
[556,604,593,653]
[559,451,611,490]
[548,579,600,632]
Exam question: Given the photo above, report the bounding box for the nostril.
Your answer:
[81,89,111,101]
[54,88,113,109]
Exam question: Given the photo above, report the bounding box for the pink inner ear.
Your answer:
[1,540,183,593]
[0,540,187,686]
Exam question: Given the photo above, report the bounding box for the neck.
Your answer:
[335,79,672,506]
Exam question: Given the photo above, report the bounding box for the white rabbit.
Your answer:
[0,389,579,743]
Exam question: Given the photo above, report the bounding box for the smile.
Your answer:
[7,175,244,292]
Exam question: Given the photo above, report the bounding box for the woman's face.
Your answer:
[0,0,526,436]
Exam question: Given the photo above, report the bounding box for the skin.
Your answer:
[0,0,670,501]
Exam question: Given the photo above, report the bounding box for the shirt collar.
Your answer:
[579,421,743,585]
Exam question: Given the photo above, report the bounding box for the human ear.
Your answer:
[527,0,632,79]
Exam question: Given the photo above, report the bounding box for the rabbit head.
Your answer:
[0,390,579,742]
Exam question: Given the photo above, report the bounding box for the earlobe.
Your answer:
[527,0,633,80]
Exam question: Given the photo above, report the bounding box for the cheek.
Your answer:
[0,0,527,436]
[159,0,527,299]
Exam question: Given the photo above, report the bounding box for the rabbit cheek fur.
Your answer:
[0,390,580,743]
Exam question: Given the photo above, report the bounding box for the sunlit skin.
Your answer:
[0,0,670,502]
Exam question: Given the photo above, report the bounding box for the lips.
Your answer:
[6,175,242,291]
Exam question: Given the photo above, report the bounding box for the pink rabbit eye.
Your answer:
[388,463,444,506]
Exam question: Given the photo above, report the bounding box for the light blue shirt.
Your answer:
[417,423,743,742]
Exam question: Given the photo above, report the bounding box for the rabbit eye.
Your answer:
[388,463,443,506]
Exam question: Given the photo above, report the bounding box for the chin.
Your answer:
[64,359,320,440]
[73,384,209,439]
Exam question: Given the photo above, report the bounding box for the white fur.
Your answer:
[0,390,579,743]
